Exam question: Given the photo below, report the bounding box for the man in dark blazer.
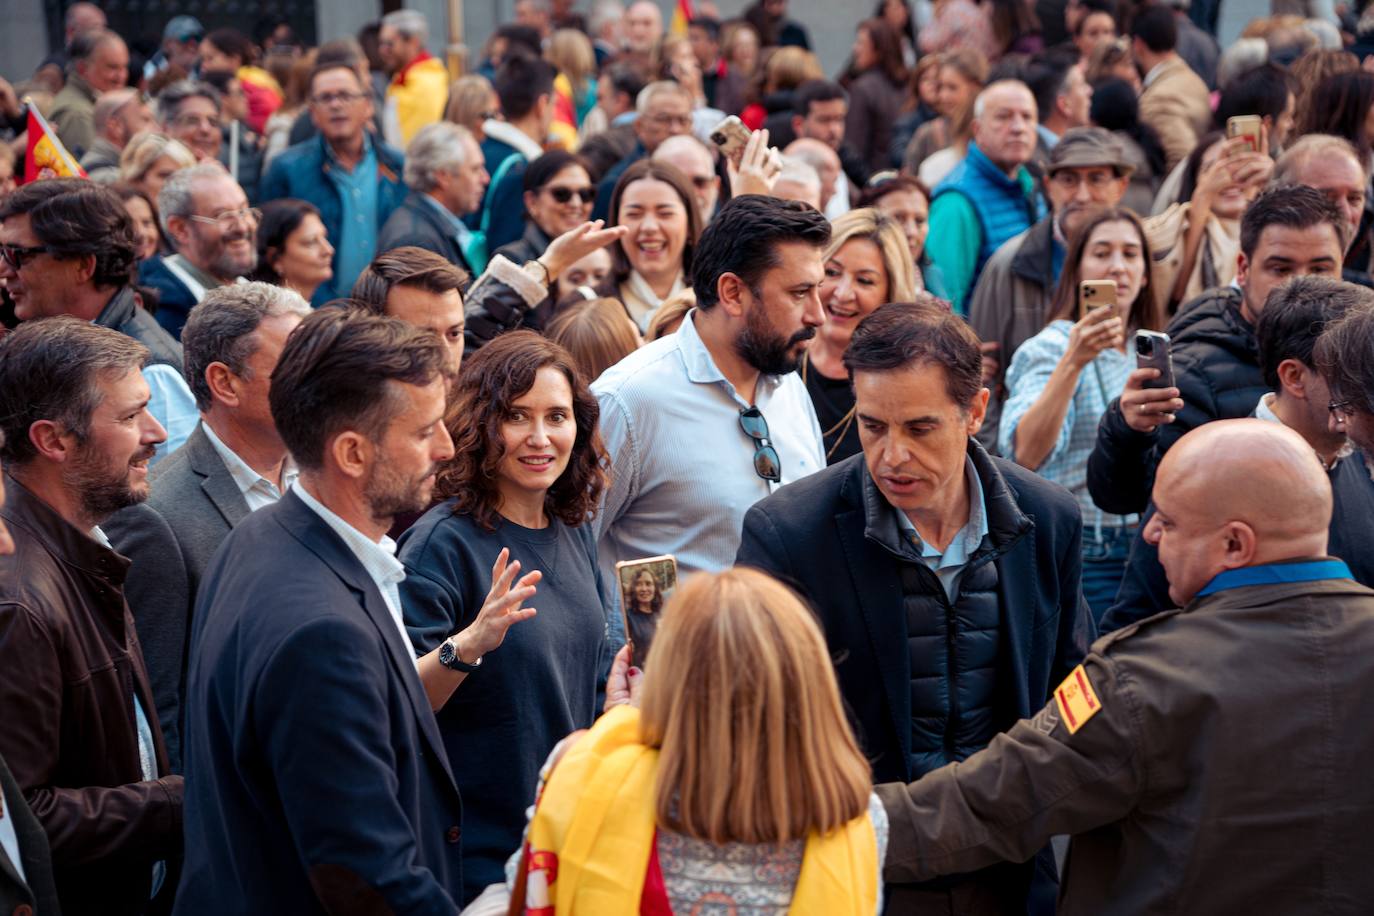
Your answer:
[175,307,466,913]
[104,283,310,772]
[377,122,489,278]
[736,300,1093,916]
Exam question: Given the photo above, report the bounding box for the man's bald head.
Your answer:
[784,138,840,208]
[1146,420,1332,606]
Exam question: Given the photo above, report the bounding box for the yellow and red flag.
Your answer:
[22,104,86,185]
[670,0,695,37]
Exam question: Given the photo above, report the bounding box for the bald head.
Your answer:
[653,135,719,220]
[784,138,840,208]
[1146,420,1332,606]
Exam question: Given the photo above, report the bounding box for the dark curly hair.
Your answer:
[436,330,609,531]
[0,178,138,289]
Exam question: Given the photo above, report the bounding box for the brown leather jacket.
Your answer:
[0,474,183,915]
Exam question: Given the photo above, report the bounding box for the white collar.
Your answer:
[291,481,404,584]
[482,119,545,161]
[201,422,297,498]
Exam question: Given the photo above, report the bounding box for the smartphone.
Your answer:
[709,115,751,162]
[615,554,678,668]
[1226,115,1263,154]
[1079,280,1116,320]
[1135,330,1175,390]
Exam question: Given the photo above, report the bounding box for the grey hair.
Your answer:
[404,122,474,192]
[589,0,625,32]
[973,79,1035,120]
[1275,134,1370,183]
[775,156,821,192]
[92,89,141,135]
[0,317,149,467]
[636,80,692,114]
[182,282,312,412]
[382,9,429,41]
[158,161,234,234]
[1216,38,1268,91]
[156,79,222,126]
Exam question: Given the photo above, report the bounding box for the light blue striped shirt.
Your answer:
[591,310,825,582]
[999,319,1137,534]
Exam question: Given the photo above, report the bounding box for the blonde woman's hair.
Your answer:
[645,288,695,340]
[762,46,824,95]
[545,297,642,382]
[823,208,918,303]
[547,29,597,99]
[118,131,197,184]
[446,74,496,134]
[638,568,871,845]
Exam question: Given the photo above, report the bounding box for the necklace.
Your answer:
[800,352,857,462]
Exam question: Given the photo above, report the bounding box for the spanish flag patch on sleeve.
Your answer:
[1054,665,1102,735]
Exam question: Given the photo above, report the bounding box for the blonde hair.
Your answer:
[545,297,642,382]
[118,130,197,184]
[445,74,496,135]
[824,208,918,303]
[547,29,597,99]
[639,568,871,845]
[645,288,695,340]
[762,46,824,95]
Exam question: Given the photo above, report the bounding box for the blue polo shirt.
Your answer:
[893,456,990,602]
[326,136,380,296]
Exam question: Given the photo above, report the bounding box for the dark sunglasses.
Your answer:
[546,185,596,204]
[0,243,48,271]
[739,406,782,484]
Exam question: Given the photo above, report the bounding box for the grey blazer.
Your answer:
[0,751,60,915]
[105,422,250,773]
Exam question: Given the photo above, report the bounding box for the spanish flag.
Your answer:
[22,103,86,185]
[670,0,695,37]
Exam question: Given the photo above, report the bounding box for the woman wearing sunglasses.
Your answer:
[494,150,597,267]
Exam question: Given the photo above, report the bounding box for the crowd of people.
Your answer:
[4,0,1374,913]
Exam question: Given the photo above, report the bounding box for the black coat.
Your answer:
[1087,286,1262,515]
[377,192,477,279]
[174,491,466,914]
[0,752,61,916]
[736,445,1092,914]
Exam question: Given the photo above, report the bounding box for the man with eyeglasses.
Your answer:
[1317,295,1374,473]
[139,163,259,339]
[968,128,1131,450]
[593,195,828,592]
[156,80,224,162]
[261,61,407,304]
[592,81,694,221]
[379,123,490,277]
[0,179,198,463]
[476,55,558,252]
[652,134,720,223]
[736,298,1092,914]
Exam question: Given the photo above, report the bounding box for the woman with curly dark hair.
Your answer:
[396,330,615,901]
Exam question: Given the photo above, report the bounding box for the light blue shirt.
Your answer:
[999,319,1137,534]
[291,481,417,667]
[892,456,989,602]
[417,192,483,268]
[200,422,298,512]
[142,365,197,466]
[0,782,26,886]
[592,309,825,583]
[325,136,380,297]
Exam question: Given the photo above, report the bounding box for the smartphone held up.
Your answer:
[616,554,678,668]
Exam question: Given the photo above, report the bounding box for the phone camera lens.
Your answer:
[1135,336,1152,356]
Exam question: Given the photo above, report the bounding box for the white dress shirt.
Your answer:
[0,782,25,885]
[200,422,299,512]
[592,309,825,582]
[291,482,418,668]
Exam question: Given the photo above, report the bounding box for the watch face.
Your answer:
[439,639,456,666]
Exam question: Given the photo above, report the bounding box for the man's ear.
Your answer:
[165,214,192,249]
[328,429,372,481]
[27,419,75,464]
[204,361,241,409]
[715,271,750,319]
[1275,358,1308,401]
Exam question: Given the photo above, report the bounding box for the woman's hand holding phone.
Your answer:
[603,644,644,713]
[1065,305,1123,370]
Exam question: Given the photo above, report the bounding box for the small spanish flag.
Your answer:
[670,0,695,37]
[21,103,86,185]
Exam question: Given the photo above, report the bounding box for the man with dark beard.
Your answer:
[1317,298,1374,471]
[592,194,830,584]
[0,318,184,916]
[175,307,472,913]
[736,299,1093,913]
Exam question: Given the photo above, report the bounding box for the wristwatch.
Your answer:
[438,637,482,673]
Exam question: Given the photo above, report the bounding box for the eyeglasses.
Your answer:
[310,91,367,107]
[545,185,596,204]
[0,243,49,271]
[1329,399,1356,423]
[739,406,782,483]
[646,112,693,129]
[1050,170,1117,190]
[171,113,221,130]
[688,175,716,190]
[189,207,262,229]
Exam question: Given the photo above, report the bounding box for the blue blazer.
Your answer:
[174,491,465,915]
[260,134,407,304]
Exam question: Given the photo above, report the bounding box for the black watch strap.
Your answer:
[439,637,482,673]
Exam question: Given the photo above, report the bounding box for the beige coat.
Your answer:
[1138,57,1212,171]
